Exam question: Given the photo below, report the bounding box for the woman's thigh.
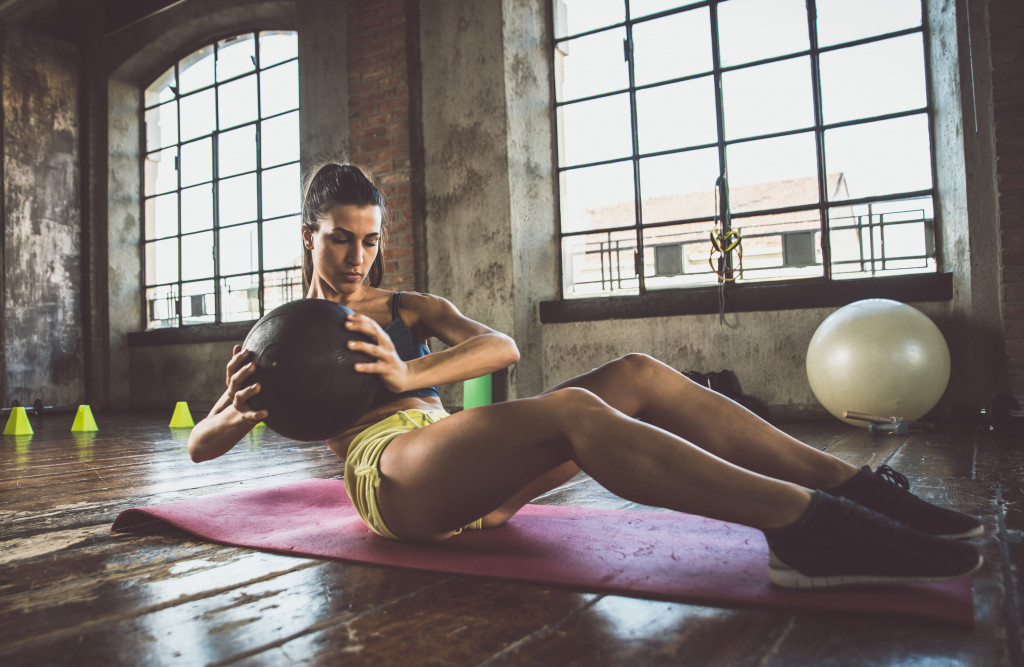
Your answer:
[376,392,584,540]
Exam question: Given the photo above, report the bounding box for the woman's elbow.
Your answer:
[503,335,521,366]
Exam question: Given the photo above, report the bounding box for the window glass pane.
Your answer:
[723,57,813,139]
[221,274,260,322]
[718,0,809,67]
[560,162,637,233]
[642,221,719,290]
[556,27,628,102]
[179,137,212,188]
[732,209,824,282]
[633,8,711,86]
[726,133,819,213]
[556,0,624,38]
[181,184,213,234]
[218,124,257,178]
[146,238,179,285]
[260,61,298,117]
[637,78,716,153]
[144,148,178,196]
[263,215,302,270]
[145,193,178,239]
[816,0,921,48]
[630,0,703,20]
[179,89,215,141]
[217,34,256,82]
[824,115,932,201]
[145,66,176,108]
[218,173,258,226]
[146,284,179,329]
[828,197,935,278]
[259,31,298,68]
[261,111,300,167]
[181,231,214,281]
[219,74,258,129]
[558,94,632,167]
[820,35,926,124]
[182,280,215,325]
[145,101,177,151]
[179,45,215,94]
[263,268,304,311]
[219,223,259,276]
[561,230,639,298]
[639,148,720,224]
[262,164,301,219]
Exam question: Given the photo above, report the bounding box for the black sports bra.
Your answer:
[366,292,441,409]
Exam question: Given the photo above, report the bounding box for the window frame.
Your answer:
[544,0,950,320]
[137,30,302,333]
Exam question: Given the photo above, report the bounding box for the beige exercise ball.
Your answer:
[806,299,950,426]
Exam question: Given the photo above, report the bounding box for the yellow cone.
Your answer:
[71,405,99,432]
[3,407,34,436]
[169,401,195,428]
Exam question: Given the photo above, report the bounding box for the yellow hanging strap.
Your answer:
[708,228,743,282]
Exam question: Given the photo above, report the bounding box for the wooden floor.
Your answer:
[1,411,1022,666]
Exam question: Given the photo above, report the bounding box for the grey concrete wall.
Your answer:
[501,0,559,399]
[1,26,84,408]
[419,0,560,403]
[130,340,235,411]
[928,0,1004,414]
[420,0,517,407]
[297,0,349,169]
[107,78,141,410]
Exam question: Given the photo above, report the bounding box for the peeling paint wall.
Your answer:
[1,26,83,408]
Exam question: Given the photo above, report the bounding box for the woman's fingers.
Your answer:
[232,377,269,422]
[226,346,252,386]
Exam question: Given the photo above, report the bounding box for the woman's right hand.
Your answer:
[225,345,269,424]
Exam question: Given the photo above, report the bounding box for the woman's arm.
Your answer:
[186,346,269,462]
[345,292,519,393]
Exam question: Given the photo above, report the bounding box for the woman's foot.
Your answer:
[763,491,983,589]
[825,465,984,539]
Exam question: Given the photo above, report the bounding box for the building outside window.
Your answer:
[553,0,937,299]
[142,31,301,329]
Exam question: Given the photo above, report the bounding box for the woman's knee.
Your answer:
[542,386,610,414]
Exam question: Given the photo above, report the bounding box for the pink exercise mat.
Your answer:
[111,477,975,625]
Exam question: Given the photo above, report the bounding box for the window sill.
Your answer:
[539,273,953,324]
[127,320,257,347]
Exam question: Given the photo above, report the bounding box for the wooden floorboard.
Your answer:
[1,412,1021,666]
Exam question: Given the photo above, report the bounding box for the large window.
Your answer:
[553,0,937,299]
[142,31,301,329]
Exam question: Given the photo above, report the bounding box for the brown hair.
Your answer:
[301,162,387,290]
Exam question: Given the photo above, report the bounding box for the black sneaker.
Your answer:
[825,465,983,539]
[764,491,983,589]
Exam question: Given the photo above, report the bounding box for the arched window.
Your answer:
[142,31,301,329]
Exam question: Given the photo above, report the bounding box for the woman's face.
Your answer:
[303,203,382,297]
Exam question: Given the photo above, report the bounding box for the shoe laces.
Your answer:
[875,465,910,491]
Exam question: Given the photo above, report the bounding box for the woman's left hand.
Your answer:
[344,313,412,393]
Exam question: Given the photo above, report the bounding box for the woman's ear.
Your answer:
[302,225,314,250]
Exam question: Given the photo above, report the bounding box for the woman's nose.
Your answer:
[347,244,363,266]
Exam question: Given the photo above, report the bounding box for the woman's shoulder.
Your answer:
[394,291,461,326]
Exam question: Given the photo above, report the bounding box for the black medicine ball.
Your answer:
[242,299,378,441]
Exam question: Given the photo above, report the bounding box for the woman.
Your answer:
[188,163,983,589]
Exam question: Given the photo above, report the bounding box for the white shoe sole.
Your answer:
[767,551,984,589]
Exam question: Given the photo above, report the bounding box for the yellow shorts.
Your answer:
[344,409,484,540]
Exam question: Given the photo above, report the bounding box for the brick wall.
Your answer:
[991,0,1024,397]
[347,0,417,292]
